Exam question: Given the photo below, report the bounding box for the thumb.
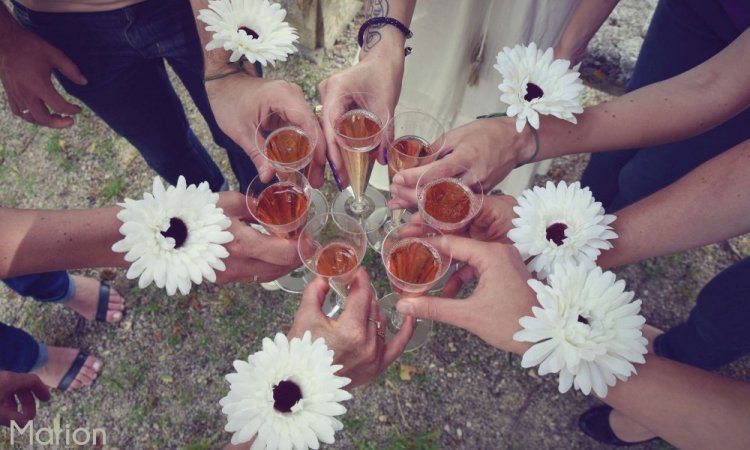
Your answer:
[395,295,467,328]
[52,50,87,85]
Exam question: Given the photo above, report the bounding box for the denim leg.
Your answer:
[13,0,226,191]
[3,271,74,303]
[152,0,258,193]
[0,323,41,373]
[654,257,750,370]
[580,0,745,210]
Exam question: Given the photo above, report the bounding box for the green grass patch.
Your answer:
[102,177,125,201]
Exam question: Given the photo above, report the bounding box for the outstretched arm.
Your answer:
[394,237,750,450]
[392,29,750,194]
[598,138,750,269]
[189,0,326,187]
[318,0,417,187]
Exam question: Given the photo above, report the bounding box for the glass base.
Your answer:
[366,210,412,253]
[379,292,433,352]
[331,186,388,233]
[275,267,316,294]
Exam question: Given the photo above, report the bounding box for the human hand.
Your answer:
[0,371,51,427]
[389,117,535,208]
[0,24,87,128]
[205,74,326,187]
[289,269,415,389]
[394,236,536,355]
[469,194,518,242]
[214,192,301,284]
[318,54,404,188]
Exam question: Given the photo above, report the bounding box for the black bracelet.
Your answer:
[357,17,413,56]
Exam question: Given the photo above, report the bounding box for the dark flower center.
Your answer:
[160,217,188,249]
[524,82,544,101]
[577,315,590,325]
[273,380,302,413]
[238,26,259,39]
[545,222,567,246]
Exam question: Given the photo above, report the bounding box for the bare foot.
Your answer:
[610,409,658,442]
[64,275,125,323]
[33,346,102,391]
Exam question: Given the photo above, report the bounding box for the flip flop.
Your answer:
[57,351,90,392]
[95,282,110,322]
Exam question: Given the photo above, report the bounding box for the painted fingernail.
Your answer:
[326,155,343,191]
[92,361,103,371]
[113,312,122,321]
[384,149,389,164]
[396,301,414,315]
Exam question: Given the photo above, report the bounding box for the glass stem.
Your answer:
[391,208,404,226]
[329,279,349,308]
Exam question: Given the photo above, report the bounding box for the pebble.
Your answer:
[378,415,386,422]
[457,428,463,439]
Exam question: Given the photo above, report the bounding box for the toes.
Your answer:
[107,310,123,322]
[109,288,124,303]
[87,356,103,373]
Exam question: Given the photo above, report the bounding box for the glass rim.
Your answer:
[255,109,319,167]
[245,170,312,229]
[380,222,453,289]
[329,91,388,143]
[297,212,367,279]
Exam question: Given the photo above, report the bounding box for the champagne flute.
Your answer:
[379,222,452,351]
[416,162,484,234]
[298,212,368,317]
[328,92,389,233]
[256,109,318,180]
[246,170,325,293]
[367,110,446,252]
[254,110,324,292]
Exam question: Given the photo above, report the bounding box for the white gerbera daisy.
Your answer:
[221,331,352,449]
[507,181,617,280]
[198,0,298,66]
[514,263,648,397]
[494,42,584,132]
[112,176,233,296]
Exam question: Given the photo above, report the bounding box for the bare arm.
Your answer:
[395,238,750,450]
[554,0,620,64]
[524,28,750,163]
[0,207,127,277]
[599,139,750,269]
[318,0,416,185]
[392,29,750,194]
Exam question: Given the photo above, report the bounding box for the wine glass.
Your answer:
[298,212,368,317]
[367,110,446,252]
[246,170,326,293]
[255,109,318,180]
[416,162,484,234]
[328,92,389,233]
[379,222,452,351]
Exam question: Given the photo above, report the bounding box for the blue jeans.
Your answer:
[12,0,258,193]
[0,273,73,372]
[581,0,750,369]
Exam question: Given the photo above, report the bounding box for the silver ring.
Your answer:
[368,317,382,330]
[252,274,259,283]
[20,109,30,115]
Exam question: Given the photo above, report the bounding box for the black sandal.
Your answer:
[57,351,89,392]
[579,405,660,446]
[95,282,111,322]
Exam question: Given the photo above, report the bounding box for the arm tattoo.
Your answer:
[363,0,389,52]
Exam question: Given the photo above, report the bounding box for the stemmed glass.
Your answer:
[417,162,484,234]
[298,212,368,317]
[379,222,452,351]
[368,110,446,252]
[255,109,317,180]
[253,111,326,293]
[328,92,389,233]
[246,170,327,292]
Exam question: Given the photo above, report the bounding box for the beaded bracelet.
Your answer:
[357,17,413,56]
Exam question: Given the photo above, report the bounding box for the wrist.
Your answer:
[513,123,538,166]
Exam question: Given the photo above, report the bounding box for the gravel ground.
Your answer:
[1,1,749,449]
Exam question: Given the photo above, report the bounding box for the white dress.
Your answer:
[371,0,579,196]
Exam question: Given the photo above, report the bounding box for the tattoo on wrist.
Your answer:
[363,0,388,52]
